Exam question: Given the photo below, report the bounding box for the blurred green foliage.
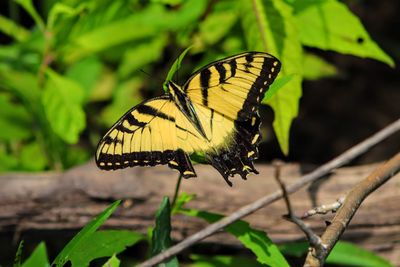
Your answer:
[0,0,393,172]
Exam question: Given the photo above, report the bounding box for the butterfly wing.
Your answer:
[181,52,281,183]
[183,52,281,121]
[96,96,196,178]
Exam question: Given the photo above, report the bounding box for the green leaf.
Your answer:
[101,77,143,126]
[326,241,393,267]
[69,230,144,267]
[199,3,238,46]
[52,200,121,267]
[14,0,45,31]
[163,46,192,93]
[279,241,393,267]
[0,94,32,141]
[241,0,303,155]
[151,197,179,267]
[189,254,262,267]
[171,192,196,214]
[263,74,294,101]
[0,14,30,42]
[20,142,48,171]
[181,209,289,267]
[278,241,308,257]
[293,0,394,67]
[118,35,167,79]
[42,69,86,144]
[102,255,120,267]
[14,240,24,267]
[66,56,103,100]
[62,0,207,63]
[0,151,19,172]
[302,53,337,80]
[22,242,50,267]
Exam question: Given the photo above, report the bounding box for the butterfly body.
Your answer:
[96,52,281,186]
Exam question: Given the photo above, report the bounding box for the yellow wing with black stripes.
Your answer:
[184,52,280,121]
[96,52,281,186]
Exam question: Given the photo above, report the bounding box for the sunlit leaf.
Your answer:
[302,53,337,80]
[181,209,289,267]
[20,142,48,171]
[52,200,121,267]
[0,15,30,42]
[189,254,261,267]
[43,69,86,144]
[21,242,49,267]
[241,0,303,155]
[0,94,32,141]
[279,241,393,267]
[69,230,144,267]
[102,255,120,267]
[293,0,394,67]
[118,35,167,79]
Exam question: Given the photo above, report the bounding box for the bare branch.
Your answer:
[274,162,324,251]
[138,119,400,267]
[304,152,400,266]
[301,196,345,219]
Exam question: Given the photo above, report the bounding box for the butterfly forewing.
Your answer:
[183,52,281,120]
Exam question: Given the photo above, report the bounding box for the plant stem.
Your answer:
[171,174,183,208]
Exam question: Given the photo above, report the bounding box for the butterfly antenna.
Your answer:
[140,69,163,84]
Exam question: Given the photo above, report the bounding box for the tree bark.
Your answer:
[0,161,399,264]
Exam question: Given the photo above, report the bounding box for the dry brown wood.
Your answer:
[0,161,399,264]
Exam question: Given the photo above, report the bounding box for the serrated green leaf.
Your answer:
[69,230,144,267]
[293,0,394,67]
[302,53,337,80]
[164,46,192,92]
[52,200,121,267]
[151,197,179,267]
[21,242,49,267]
[43,69,86,144]
[0,15,30,42]
[241,0,303,155]
[189,254,262,267]
[102,254,120,267]
[181,209,289,267]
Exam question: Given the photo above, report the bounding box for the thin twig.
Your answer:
[301,196,345,219]
[138,118,400,267]
[274,162,324,253]
[304,152,400,267]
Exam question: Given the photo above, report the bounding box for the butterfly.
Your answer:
[96,52,281,186]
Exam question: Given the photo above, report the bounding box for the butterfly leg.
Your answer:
[168,149,197,178]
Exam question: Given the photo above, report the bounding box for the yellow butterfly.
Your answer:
[96,52,281,186]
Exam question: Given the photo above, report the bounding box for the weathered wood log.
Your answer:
[0,161,399,264]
